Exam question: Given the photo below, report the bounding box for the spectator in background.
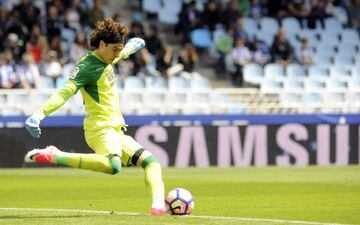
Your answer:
[296,38,313,65]
[46,5,62,42]
[44,50,62,86]
[145,24,163,56]
[0,53,17,89]
[270,27,293,66]
[132,48,160,77]
[16,53,41,90]
[266,0,290,18]
[176,0,201,43]
[252,40,270,65]
[216,26,234,73]
[87,0,105,29]
[237,0,250,17]
[307,0,334,29]
[230,37,251,86]
[233,17,248,40]
[4,11,28,44]
[288,0,309,26]
[70,31,89,63]
[222,0,241,29]
[156,45,184,78]
[4,33,24,63]
[178,42,199,78]
[349,0,360,33]
[12,0,40,32]
[249,0,266,20]
[201,1,222,32]
[128,21,145,39]
[49,36,64,61]
[26,24,49,64]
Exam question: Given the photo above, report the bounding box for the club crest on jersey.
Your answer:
[70,66,80,79]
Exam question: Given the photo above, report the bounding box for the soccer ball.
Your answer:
[165,188,194,215]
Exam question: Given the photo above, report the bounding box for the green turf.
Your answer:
[0,166,359,225]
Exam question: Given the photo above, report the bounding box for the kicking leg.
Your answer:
[25,146,122,175]
[130,148,166,215]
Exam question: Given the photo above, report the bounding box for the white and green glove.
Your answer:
[25,111,45,139]
[119,37,146,59]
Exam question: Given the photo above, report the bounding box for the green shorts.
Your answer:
[84,126,145,167]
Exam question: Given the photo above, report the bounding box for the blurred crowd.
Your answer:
[0,0,358,90]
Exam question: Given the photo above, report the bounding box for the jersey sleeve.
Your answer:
[40,80,77,117]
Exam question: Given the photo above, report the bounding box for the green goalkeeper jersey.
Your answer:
[40,51,125,131]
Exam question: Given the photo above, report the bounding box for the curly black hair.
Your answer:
[90,18,128,48]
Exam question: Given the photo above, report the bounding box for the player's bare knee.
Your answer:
[108,154,122,175]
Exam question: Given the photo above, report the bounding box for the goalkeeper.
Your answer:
[24,18,167,215]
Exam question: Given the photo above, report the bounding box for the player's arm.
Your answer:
[25,64,88,138]
[25,80,77,138]
[112,37,145,64]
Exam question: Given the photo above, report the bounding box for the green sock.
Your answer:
[144,162,165,209]
[55,153,121,175]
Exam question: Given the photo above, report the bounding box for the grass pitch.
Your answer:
[0,166,359,225]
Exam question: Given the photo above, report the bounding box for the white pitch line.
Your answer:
[0,207,356,225]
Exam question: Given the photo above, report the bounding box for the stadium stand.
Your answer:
[0,0,360,115]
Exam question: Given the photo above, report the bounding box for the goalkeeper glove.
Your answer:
[119,37,146,59]
[25,111,45,139]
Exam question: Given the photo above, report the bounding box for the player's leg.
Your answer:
[24,128,122,175]
[121,134,166,215]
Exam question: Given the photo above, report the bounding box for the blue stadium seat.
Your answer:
[124,76,145,89]
[264,63,285,81]
[326,79,348,91]
[243,63,264,85]
[191,28,212,48]
[308,65,329,80]
[348,78,360,90]
[190,76,212,89]
[351,66,360,78]
[281,17,301,35]
[259,17,279,35]
[243,17,258,37]
[158,9,179,25]
[61,28,76,43]
[145,76,167,89]
[324,92,345,103]
[303,92,322,104]
[330,66,351,80]
[315,43,336,56]
[304,79,326,91]
[337,43,358,58]
[40,76,55,88]
[334,55,354,66]
[280,92,302,104]
[319,31,340,45]
[313,54,332,65]
[142,0,161,14]
[324,18,343,34]
[188,93,209,104]
[261,79,283,93]
[254,31,274,47]
[341,28,360,45]
[286,64,306,78]
[283,79,304,91]
[169,76,190,90]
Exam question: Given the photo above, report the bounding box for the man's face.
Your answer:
[99,41,123,64]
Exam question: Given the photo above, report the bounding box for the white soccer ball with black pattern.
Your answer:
[165,188,194,215]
